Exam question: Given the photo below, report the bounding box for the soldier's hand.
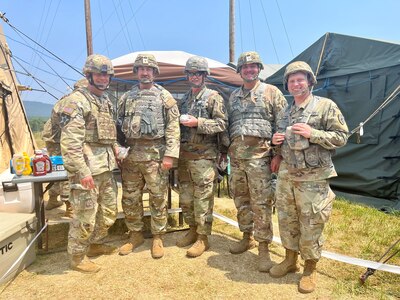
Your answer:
[271,155,283,173]
[292,123,312,138]
[81,175,95,190]
[180,115,198,127]
[272,132,285,145]
[161,156,174,171]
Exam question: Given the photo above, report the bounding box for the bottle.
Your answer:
[42,148,52,174]
[12,154,25,176]
[32,150,47,176]
[22,152,32,175]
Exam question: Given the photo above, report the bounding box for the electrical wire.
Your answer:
[275,0,294,57]
[237,0,243,53]
[127,0,146,50]
[112,0,134,52]
[248,0,257,50]
[97,1,110,57]
[0,12,82,75]
[98,0,148,53]
[259,0,280,63]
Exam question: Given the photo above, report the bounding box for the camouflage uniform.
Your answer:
[227,75,287,242]
[59,60,118,256]
[178,83,227,235]
[42,79,88,203]
[117,84,180,235]
[275,93,348,260]
[42,117,70,201]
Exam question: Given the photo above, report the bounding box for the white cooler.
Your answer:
[0,171,34,213]
[0,212,37,284]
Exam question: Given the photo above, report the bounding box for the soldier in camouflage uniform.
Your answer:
[176,56,227,257]
[225,51,287,272]
[42,78,88,217]
[270,61,348,293]
[117,53,180,259]
[59,55,120,273]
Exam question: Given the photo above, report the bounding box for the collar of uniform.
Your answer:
[238,80,261,98]
[191,85,207,101]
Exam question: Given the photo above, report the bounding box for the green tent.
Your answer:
[266,32,400,210]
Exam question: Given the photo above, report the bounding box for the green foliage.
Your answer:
[29,116,48,132]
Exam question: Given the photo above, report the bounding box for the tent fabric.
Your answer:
[111,51,242,97]
[266,33,400,209]
[0,26,36,173]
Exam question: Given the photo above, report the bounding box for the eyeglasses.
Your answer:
[186,72,203,77]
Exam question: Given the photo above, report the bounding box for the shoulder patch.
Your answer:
[62,105,75,115]
[164,96,177,109]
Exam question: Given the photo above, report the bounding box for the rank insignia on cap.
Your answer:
[246,55,251,62]
[143,57,148,64]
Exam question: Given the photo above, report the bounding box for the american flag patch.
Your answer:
[63,106,74,114]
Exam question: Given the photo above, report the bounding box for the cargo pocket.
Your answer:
[310,185,334,225]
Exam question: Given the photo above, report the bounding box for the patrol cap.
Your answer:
[236,51,264,73]
[133,53,160,75]
[283,61,317,91]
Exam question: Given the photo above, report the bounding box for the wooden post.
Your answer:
[229,0,235,64]
[84,0,93,56]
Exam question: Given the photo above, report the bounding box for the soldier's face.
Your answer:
[137,66,155,84]
[91,73,110,90]
[187,71,205,88]
[240,63,259,82]
[287,72,310,97]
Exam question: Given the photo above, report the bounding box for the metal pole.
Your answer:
[84,0,93,56]
[229,0,235,64]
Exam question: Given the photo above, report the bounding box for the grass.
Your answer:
[212,192,400,299]
[22,133,399,299]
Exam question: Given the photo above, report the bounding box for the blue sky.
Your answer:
[1,0,399,104]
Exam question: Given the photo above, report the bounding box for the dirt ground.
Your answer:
[0,191,391,300]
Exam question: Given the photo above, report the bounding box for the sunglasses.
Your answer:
[186,72,204,77]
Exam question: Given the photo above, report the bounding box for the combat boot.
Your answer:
[119,231,144,255]
[70,254,101,273]
[64,200,73,218]
[186,234,209,258]
[258,242,273,272]
[46,195,63,210]
[151,234,164,259]
[176,226,198,247]
[87,243,118,257]
[298,259,317,293]
[269,248,300,278]
[229,232,256,254]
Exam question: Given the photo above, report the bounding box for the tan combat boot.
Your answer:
[269,249,300,278]
[258,242,273,272]
[176,226,198,247]
[119,231,144,255]
[70,254,101,273]
[87,243,118,257]
[45,195,63,210]
[151,234,164,259]
[186,234,209,258]
[64,200,73,218]
[229,232,256,254]
[298,259,317,293]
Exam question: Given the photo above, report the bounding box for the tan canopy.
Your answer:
[111,51,242,95]
[0,26,36,173]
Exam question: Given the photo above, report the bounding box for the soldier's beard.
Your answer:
[140,78,153,84]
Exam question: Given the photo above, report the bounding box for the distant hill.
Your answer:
[24,101,53,118]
